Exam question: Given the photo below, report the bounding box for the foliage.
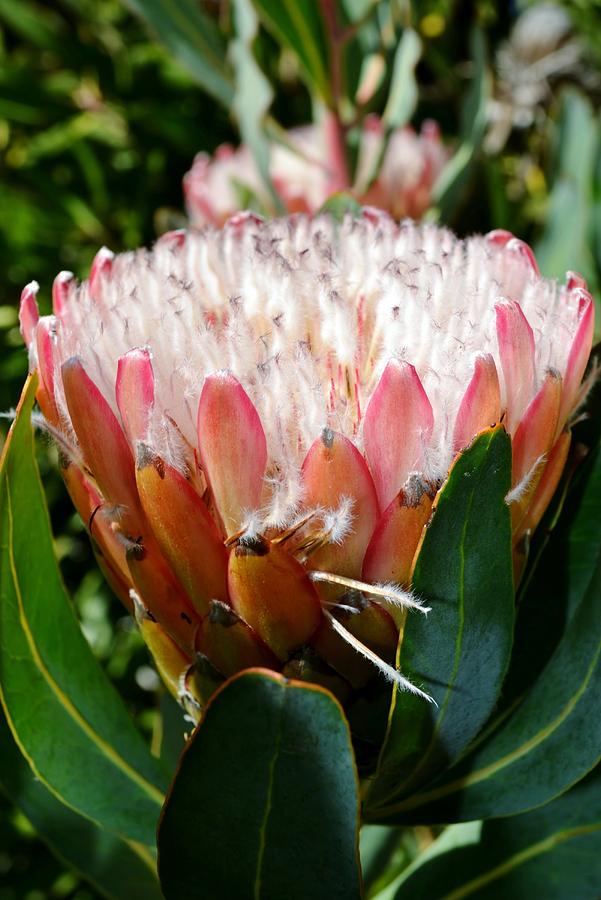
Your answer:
[1,1,601,898]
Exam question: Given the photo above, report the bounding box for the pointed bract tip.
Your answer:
[52,270,75,316]
[89,246,115,295]
[19,282,40,346]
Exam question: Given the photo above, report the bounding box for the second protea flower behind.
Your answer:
[19,213,594,716]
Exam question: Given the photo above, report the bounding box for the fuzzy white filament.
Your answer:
[308,571,430,614]
[323,610,436,703]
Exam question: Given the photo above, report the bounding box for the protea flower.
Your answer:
[184,116,447,226]
[19,213,594,716]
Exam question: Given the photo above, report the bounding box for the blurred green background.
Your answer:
[1,0,600,896]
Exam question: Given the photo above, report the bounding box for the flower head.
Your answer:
[184,117,447,226]
[20,214,594,711]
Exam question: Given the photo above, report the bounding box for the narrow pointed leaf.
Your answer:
[253,0,331,102]
[0,376,166,844]
[382,28,421,129]
[365,428,514,815]
[123,0,233,107]
[158,669,362,900]
[231,0,283,215]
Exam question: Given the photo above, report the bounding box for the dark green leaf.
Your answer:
[433,26,490,220]
[0,707,162,900]
[365,427,514,815]
[253,0,332,102]
[374,439,601,823]
[0,376,167,845]
[158,669,362,900]
[381,767,601,900]
[504,397,601,709]
[124,0,234,107]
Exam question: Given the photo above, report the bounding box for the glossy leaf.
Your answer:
[158,669,362,900]
[365,427,514,815]
[253,0,331,103]
[504,405,601,708]
[0,708,162,900]
[373,440,601,824]
[0,376,166,844]
[380,767,601,900]
[124,0,233,107]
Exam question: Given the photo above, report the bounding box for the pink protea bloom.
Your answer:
[184,117,447,227]
[19,214,594,710]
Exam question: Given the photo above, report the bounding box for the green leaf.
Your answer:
[380,767,601,900]
[503,397,601,709]
[433,26,490,220]
[382,28,421,129]
[319,191,363,220]
[374,439,601,824]
[0,376,167,845]
[230,0,284,215]
[365,427,514,815]
[158,669,362,900]
[360,824,419,899]
[0,707,162,900]
[123,0,234,107]
[535,88,600,301]
[253,0,332,103]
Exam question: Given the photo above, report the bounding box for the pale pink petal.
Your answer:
[566,271,587,291]
[116,348,155,445]
[300,428,380,578]
[486,231,539,275]
[18,281,39,347]
[35,316,60,423]
[486,229,513,247]
[363,360,434,510]
[89,247,114,300]
[495,298,536,433]
[62,357,140,522]
[505,238,540,275]
[197,372,267,535]
[156,229,186,250]
[512,369,562,488]
[558,293,594,430]
[52,271,75,316]
[453,353,502,451]
[517,431,572,540]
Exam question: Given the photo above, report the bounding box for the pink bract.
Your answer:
[184,117,448,226]
[20,213,594,707]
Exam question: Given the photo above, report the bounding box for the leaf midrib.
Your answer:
[253,684,285,900]
[373,637,600,816]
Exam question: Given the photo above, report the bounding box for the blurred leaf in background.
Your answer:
[0,0,235,414]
